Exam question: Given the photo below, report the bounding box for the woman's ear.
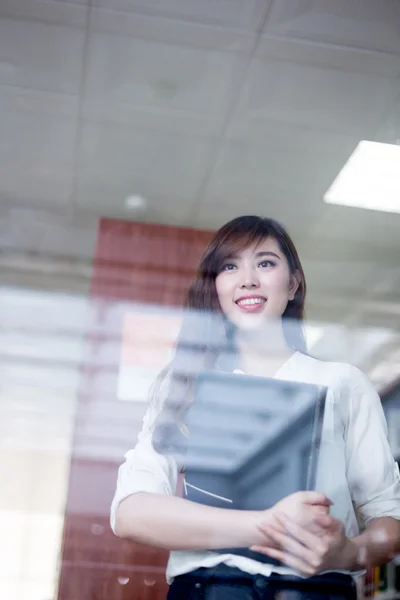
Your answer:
[288,270,300,301]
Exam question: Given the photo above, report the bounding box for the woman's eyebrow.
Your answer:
[255,251,281,260]
[224,251,281,260]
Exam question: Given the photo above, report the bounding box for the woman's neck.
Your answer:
[235,322,294,378]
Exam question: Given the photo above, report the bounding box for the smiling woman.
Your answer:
[111,216,400,600]
[185,215,307,348]
[149,217,308,440]
[216,240,298,328]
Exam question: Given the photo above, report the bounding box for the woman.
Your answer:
[111,216,400,600]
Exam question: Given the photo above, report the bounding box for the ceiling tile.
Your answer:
[76,120,215,207]
[94,0,270,32]
[0,17,85,94]
[256,36,400,79]
[311,259,376,294]
[0,88,78,208]
[74,190,197,227]
[368,267,400,298]
[191,200,323,244]
[82,32,247,135]
[90,7,255,54]
[311,204,400,250]
[0,209,97,262]
[263,0,400,55]
[226,113,359,155]
[0,0,88,27]
[81,101,227,138]
[190,185,320,233]
[185,202,250,230]
[52,0,88,4]
[230,56,398,138]
[202,138,350,210]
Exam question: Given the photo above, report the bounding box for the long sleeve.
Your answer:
[110,400,179,533]
[345,365,400,525]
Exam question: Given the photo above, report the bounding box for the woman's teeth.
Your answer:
[237,298,265,306]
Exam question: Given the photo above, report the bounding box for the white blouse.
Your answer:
[110,352,400,583]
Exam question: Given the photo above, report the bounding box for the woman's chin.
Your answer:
[231,311,282,332]
[232,313,268,331]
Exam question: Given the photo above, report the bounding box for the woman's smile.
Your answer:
[235,295,267,312]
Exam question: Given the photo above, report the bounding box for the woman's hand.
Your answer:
[251,510,355,576]
[252,491,332,552]
[271,491,332,535]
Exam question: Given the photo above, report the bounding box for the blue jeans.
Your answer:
[166,564,357,600]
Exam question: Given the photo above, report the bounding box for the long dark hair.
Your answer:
[151,216,307,456]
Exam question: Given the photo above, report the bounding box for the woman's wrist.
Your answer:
[206,507,269,549]
[336,537,360,571]
[244,508,274,547]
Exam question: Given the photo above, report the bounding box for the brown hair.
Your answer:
[151,216,307,455]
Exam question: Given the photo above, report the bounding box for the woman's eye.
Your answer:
[221,263,237,271]
[259,260,276,268]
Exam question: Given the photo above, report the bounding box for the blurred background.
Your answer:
[0,1,400,599]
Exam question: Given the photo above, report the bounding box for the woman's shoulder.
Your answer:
[294,351,372,392]
[293,354,381,431]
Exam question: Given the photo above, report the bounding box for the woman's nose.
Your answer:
[240,267,260,289]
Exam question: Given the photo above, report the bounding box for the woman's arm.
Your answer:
[344,517,400,569]
[112,391,331,553]
[251,366,400,575]
[115,492,265,549]
[343,367,400,567]
[250,512,400,575]
[115,490,331,552]
[113,401,266,550]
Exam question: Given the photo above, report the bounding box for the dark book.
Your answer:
[182,372,327,565]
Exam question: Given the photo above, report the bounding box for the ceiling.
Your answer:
[0,0,400,393]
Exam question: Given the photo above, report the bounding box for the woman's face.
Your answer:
[215,237,299,332]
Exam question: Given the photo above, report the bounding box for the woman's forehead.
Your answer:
[225,236,281,258]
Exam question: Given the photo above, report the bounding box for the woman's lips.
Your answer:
[235,297,267,312]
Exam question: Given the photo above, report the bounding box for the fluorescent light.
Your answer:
[124,194,147,210]
[324,140,400,214]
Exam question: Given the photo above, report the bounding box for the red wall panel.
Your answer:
[57,219,213,600]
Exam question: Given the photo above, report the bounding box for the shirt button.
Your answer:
[255,577,267,589]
